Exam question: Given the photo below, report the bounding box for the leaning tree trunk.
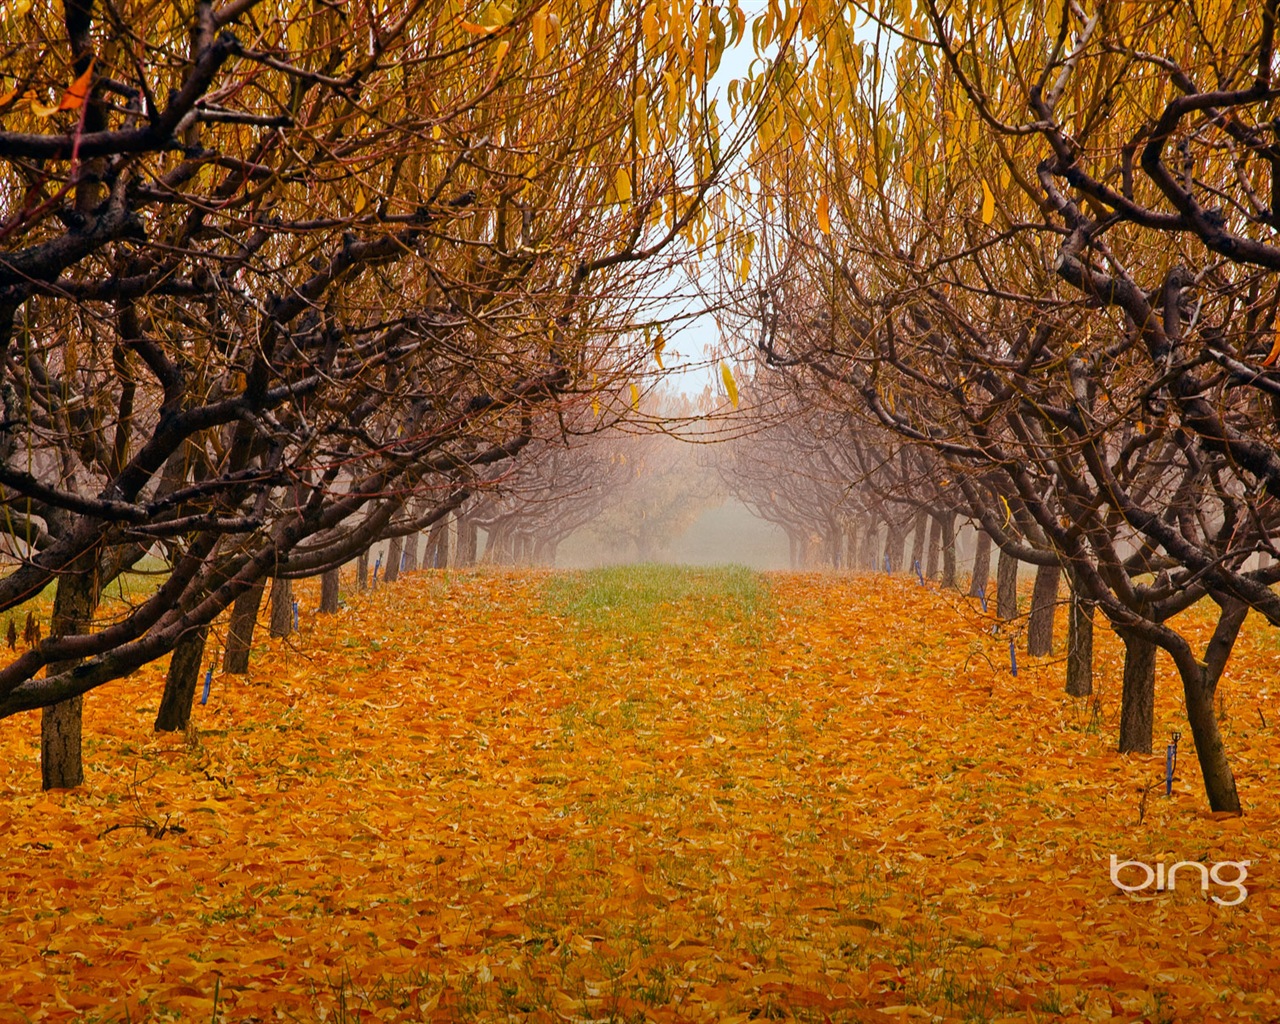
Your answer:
[1118,631,1156,754]
[356,550,369,591]
[155,624,209,732]
[384,536,403,583]
[909,511,928,572]
[319,568,340,613]
[403,531,420,573]
[925,515,943,579]
[1065,587,1094,696]
[996,548,1019,620]
[1027,564,1061,656]
[1180,600,1248,813]
[269,578,293,638]
[223,578,266,674]
[940,514,958,589]
[969,530,992,599]
[42,550,100,790]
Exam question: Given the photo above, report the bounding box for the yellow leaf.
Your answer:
[353,188,367,214]
[1000,495,1012,527]
[738,255,750,283]
[488,40,511,87]
[432,124,442,140]
[817,192,831,235]
[981,179,995,225]
[654,333,665,369]
[614,167,632,204]
[630,383,640,409]
[30,94,61,118]
[592,396,601,417]
[721,362,738,408]
[532,9,548,58]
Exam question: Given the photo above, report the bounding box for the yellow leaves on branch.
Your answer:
[614,167,632,205]
[26,60,94,117]
[816,192,831,235]
[1262,326,1280,367]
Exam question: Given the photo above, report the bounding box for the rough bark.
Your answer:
[269,577,293,638]
[155,624,208,732]
[1119,631,1156,754]
[319,568,340,613]
[940,514,958,588]
[403,531,420,573]
[996,548,1019,620]
[223,578,266,674]
[886,524,906,572]
[969,530,992,599]
[1179,601,1248,813]
[384,536,403,583]
[1027,564,1061,656]
[42,549,100,790]
[356,550,369,591]
[925,515,943,579]
[1065,588,1094,697]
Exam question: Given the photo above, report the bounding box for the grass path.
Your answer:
[1,567,1277,1022]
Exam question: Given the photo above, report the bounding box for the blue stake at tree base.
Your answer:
[373,555,381,585]
[292,600,299,631]
[977,581,988,612]
[914,559,925,585]
[1009,638,1018,676]
[884,553,891,573]
[1166,731,1181,796]
[200,666,213,705]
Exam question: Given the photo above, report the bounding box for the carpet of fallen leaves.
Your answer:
[1,567,1278,1023]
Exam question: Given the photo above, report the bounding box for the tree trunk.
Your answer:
[223,578,266,674]
[1027,564,1061,656]
[909,511,927,573]
[403,531,420,573]
[1065,588,1094,697]
[1180,601,1248,813]
[269,577,293,638]
[384,535,403,583]
[426,522,447,568]
[356,550,369,591]
[886,524,906,573]
[788,532,798,569]
[845,523,860,572]
[969,530,992,599]
[456,515,478,566]
[1119,631,1156,754]
[155,624,208,732]
[319,568,340,613]
[925,515,943,579]
[42,549,100,790]
[940,514,958,588]
[996,548,1019,620]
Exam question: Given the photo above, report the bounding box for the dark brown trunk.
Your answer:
[886,524,906,573]
[155,624,208,732]
[969,530,992,599]
[940,514,957,588]
[1027,564,1061,656]
[1065,588,1094,697]
[42,549,100,790]
[223,578,266,674]
[384,536,403,583]
[925,515,942,579]
[269,577,293,638]
[319,568,340,613]
[356,550,369,591]
[403,531,420,573]
[1180,601,1247,813]
[1119,631,1156,754]
[996,548,1019,620]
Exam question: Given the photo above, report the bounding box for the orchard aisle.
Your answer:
[0,568,1275,1022]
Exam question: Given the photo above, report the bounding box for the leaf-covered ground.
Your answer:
[1,567,1278,1023]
